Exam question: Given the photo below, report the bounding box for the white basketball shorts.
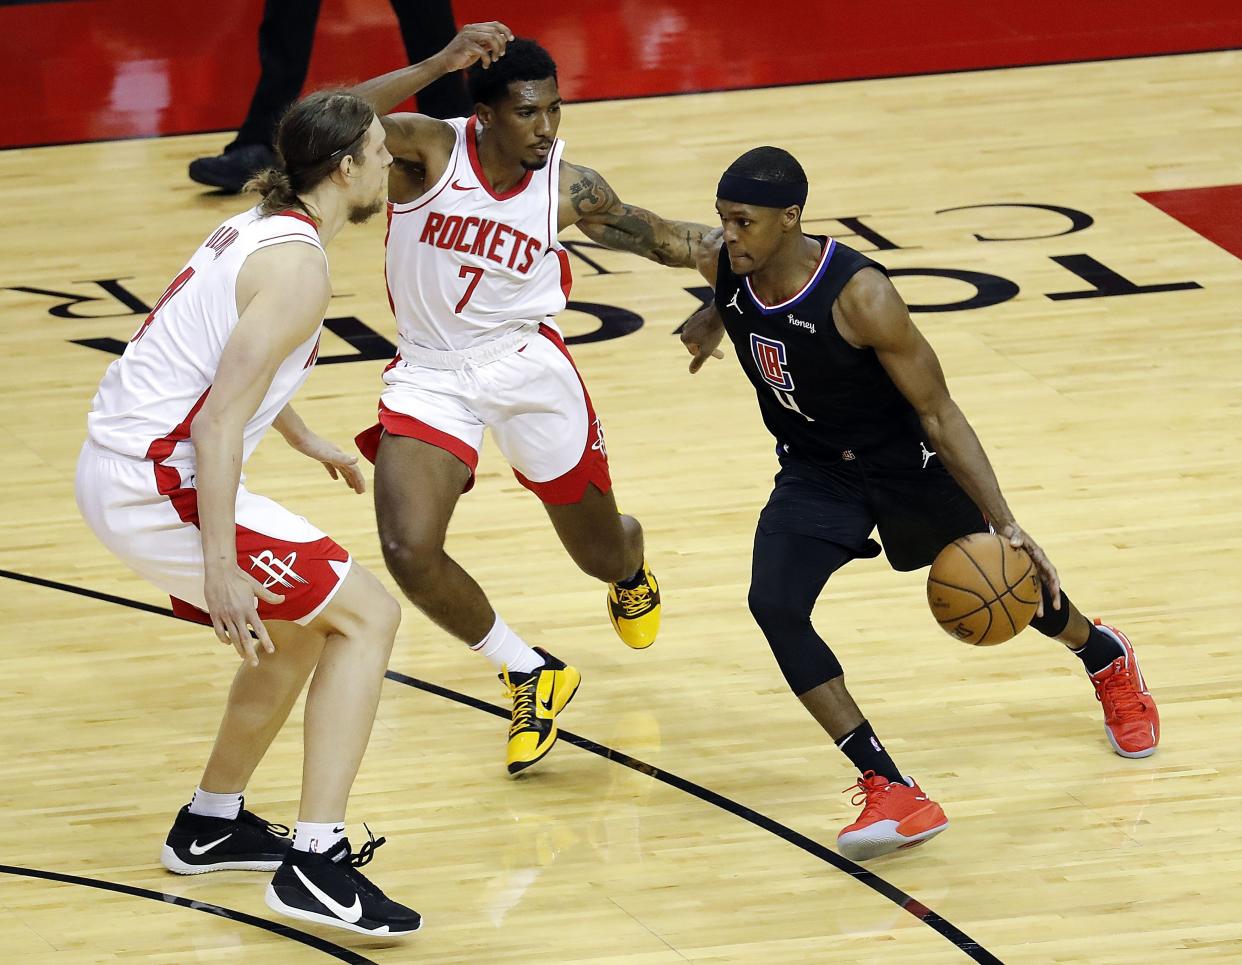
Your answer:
[355,323,611,505]
[76,441,352,626]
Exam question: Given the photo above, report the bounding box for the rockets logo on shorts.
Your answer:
[750,334,795,391]
[590,416,607,459]
[249,550,309,589]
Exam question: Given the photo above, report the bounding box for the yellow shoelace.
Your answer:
[615,584,653,617]
[501,666,539,738]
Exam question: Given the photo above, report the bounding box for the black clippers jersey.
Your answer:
[714,237,923,467]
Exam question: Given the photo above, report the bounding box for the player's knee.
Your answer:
[379,529,443,594]
[342,589,400,661]
[371,591,402,642]
[747,584,810,637]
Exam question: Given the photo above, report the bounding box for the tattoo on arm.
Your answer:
[567,163,706,268]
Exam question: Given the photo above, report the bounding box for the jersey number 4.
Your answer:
[455,265,484,314]
[130,266,195,344]
[771,387,815,422]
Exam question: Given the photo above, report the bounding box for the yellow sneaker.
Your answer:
[607,561,661,649]
[500,648,582,777]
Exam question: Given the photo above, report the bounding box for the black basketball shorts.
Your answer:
[755,440,988,572]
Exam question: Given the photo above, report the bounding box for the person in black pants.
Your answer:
[678,146,1160,862]
[190,0,471,193]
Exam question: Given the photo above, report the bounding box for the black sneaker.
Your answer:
[188,143,277,193]
[160,803,290,874]
[265,830,421,936]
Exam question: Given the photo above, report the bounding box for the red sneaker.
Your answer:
[836,772,948,862]
[1091,621,1159,758]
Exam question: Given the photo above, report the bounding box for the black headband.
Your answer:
[716,172,808,209]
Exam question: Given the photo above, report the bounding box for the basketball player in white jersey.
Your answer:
[349,33,714,775]
[74,89,442,935]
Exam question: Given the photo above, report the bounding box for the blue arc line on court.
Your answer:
[0,864,377,965]
[0,567,1002,965]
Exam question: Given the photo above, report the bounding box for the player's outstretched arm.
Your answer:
[560,161,711,268]
[190,244,333,663]
[273,404,366,494]
[350,21,513,159]
[838,268,1061,609]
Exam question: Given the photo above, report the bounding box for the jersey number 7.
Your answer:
[455,265,484,314]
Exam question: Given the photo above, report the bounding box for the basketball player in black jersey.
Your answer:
[681,147,1160,861]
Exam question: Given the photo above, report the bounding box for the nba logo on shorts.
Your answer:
[750,334,795,391]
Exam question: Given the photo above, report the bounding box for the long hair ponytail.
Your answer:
[246,90,375,217]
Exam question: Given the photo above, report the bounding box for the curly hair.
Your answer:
[467,38,558,106]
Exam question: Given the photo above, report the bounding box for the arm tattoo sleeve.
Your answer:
[567,163,706,268]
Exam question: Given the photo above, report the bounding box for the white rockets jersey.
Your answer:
[385,115,571,353]
[86,207,326,468]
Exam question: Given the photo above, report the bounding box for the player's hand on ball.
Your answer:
[1002,523,1060,616]
[681,304,726,374]
[204,565,284,667]
[439,22,514,71]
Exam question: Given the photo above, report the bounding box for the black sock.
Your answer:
[1072,624,1125,675]
[836,720,904,785]
[615,566,645,589]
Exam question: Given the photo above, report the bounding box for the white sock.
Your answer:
[188,787,243,820]
[472,613,544,674]
[293,820,346,854]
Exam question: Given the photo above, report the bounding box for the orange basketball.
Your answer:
[926,532,1041,646]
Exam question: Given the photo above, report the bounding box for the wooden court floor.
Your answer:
[2,50,1240,964]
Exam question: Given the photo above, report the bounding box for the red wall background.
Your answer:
[2,0,1240,149]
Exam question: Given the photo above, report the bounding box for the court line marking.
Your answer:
[0,864,378,965]
[0,567,1002,964]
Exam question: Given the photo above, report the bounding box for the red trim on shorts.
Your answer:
[354,403,479,493]
[171,596,214,625]
[511,324,612,505]
[466,115,533,201]
[233,530,349,623]
[145,388,348,624]
[144,388,211,525]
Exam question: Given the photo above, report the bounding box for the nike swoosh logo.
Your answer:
[188,833,232,855]
[451,180,475,191]
[293,865,363,923]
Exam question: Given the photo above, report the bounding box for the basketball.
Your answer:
[926,532,1040,645]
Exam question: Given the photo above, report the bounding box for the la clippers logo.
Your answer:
[249,550,309,589]
[750,334,795,391]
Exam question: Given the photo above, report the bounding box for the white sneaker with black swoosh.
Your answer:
[264,829,421,936]
[160,802,291,874]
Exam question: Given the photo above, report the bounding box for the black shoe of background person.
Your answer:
[189,143,278,193]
